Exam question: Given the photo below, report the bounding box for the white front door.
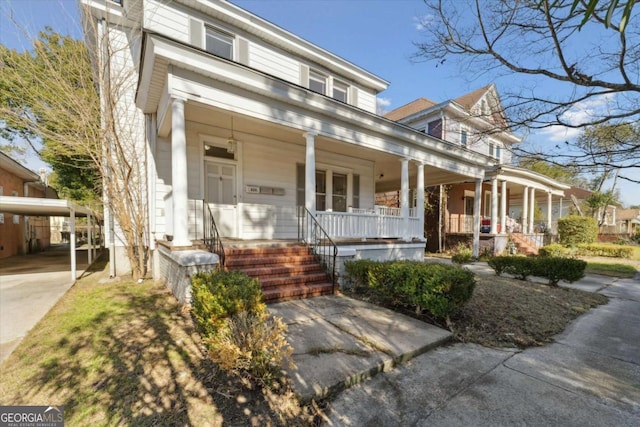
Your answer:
[205,161,237,237]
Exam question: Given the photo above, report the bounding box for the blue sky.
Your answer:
[1,0,638,206]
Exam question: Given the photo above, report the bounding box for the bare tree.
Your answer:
[0,4,149,279]
[414,0,640,178]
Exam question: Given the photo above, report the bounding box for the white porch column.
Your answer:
[87,214,93,264]
[522,186,529,234]
[70,208,76,281]
[171,97,191,247]
[416,163,425,241]
[547,191,553,232]
[529,187,536,233]
[400,158,410,241]
[500,180,507,234]
[303,132,317,216]
[490,178,498,234]
[473,178,483,257]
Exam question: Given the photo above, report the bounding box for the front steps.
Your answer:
[224,243,335,303]
[509,233,538,256]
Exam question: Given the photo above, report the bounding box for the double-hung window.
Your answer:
[460,129,468,146]
[309,70,327,95]
[332,80,348,103]
[206,26,233,60]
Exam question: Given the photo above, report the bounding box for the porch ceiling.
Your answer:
[184,102,477,191]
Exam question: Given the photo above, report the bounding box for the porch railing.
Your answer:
[203,200,225,268]
[297,206,338,292]
[319,210,422,239]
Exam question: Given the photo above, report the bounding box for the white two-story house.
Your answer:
[385,85,570,254]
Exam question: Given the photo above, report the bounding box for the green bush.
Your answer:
[191,270,266,337]
[538,243,570,257]
[575,243,634,258]
[487,256,587,286]
[451,246,476,264]
[558,215,598,245]
[344,260,476,319]
[534,257,587,286]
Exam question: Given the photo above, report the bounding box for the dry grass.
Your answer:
[450,275,608,348]
[0,258,319,426]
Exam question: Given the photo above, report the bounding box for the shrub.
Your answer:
[487,256,587,286]
[539,243,570,257]
[575,243,634,258]
[558,216,598,245]
[206,310,293,386]
[344,260,476,320]
[191,270,266,337]
[190,270,292,385]
[451,245,476,264]
[534,257,586,286]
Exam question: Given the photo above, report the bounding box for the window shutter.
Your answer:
[189,18,203,48]
[237,38,249,65]
[349,86,359,107]
[299,64,309,87]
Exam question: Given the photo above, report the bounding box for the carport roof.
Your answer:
[0,196,95,217]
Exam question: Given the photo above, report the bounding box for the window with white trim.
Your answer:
[205,26,233,60]
[427,119,442,139]
[460,129,468,146]
[332,80,348,103]
[309,70,327,95]
[489,142,495,158]
[496,144,502,162]
[316,170,326,211]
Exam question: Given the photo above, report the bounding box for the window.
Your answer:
[316,170,326,211]
[460,129,468,146]
[205,26,233,60]
[496,145,502,161]
[296,164,305,206]
[309,70,327,95]
[332,80,348,103]
[427,119,442,139]
[332,173,347,212]
[489,142,495,158]
[352,175,360,209]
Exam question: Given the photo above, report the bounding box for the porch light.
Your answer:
[227,137,237,154]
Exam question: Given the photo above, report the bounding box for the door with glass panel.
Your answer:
[205,161,237,237]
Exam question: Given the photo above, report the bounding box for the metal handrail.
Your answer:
[203,200,225,268]
[297,206,338,292]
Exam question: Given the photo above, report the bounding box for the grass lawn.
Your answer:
[585,262,638,278]
[0,258,316,426]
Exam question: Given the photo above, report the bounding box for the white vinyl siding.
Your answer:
[357,88,376,113]
[144,0,190,43]
[248,43,300,83]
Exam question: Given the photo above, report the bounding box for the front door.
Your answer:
[205,161,237,237]
[463,196,475,232]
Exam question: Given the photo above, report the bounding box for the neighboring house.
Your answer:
[81,1,573,300]
[0,152,57,258]
[385,86,569,253]
[616,209,640,236]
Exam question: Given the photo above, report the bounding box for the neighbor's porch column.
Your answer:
[500,180,507,234]
[528,187,536,233]
[473,178,483,257]
[416,162,425,241]
[87,214,93,264]
[522,186,529,234]
[401,158,410,241]
[547,191,553,232]
[171,97,191,247]
[490,178,498,234]
[303,132,317,216]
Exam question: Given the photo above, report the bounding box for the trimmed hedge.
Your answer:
[344,260,476,319]
[191,270,266,337]
[558,215,598,245]
[487,256,586,286]
[575,243,634,258]
[538,243,571,257]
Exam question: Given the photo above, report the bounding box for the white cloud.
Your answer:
[538,93,617,142]
[413,14,434,31]
[376,97,392,115]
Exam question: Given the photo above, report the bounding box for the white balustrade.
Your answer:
[317,210,422,240]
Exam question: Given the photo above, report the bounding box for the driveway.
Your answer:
[326,274,640,426]
[0,245,90,363]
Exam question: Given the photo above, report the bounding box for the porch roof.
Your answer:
[485,165,571,197]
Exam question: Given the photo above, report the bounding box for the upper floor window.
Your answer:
[332,80,348,103]
[495,145,502,161]
[460,129,468,146]
[206,26,233,60]
[309,70,327,95]
[427,119,442,139]
[489,142,495,158]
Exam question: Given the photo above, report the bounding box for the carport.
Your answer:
[0,196,98,280]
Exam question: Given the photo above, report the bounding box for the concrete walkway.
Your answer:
[323,271,640,426]
[0,245,90,363]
